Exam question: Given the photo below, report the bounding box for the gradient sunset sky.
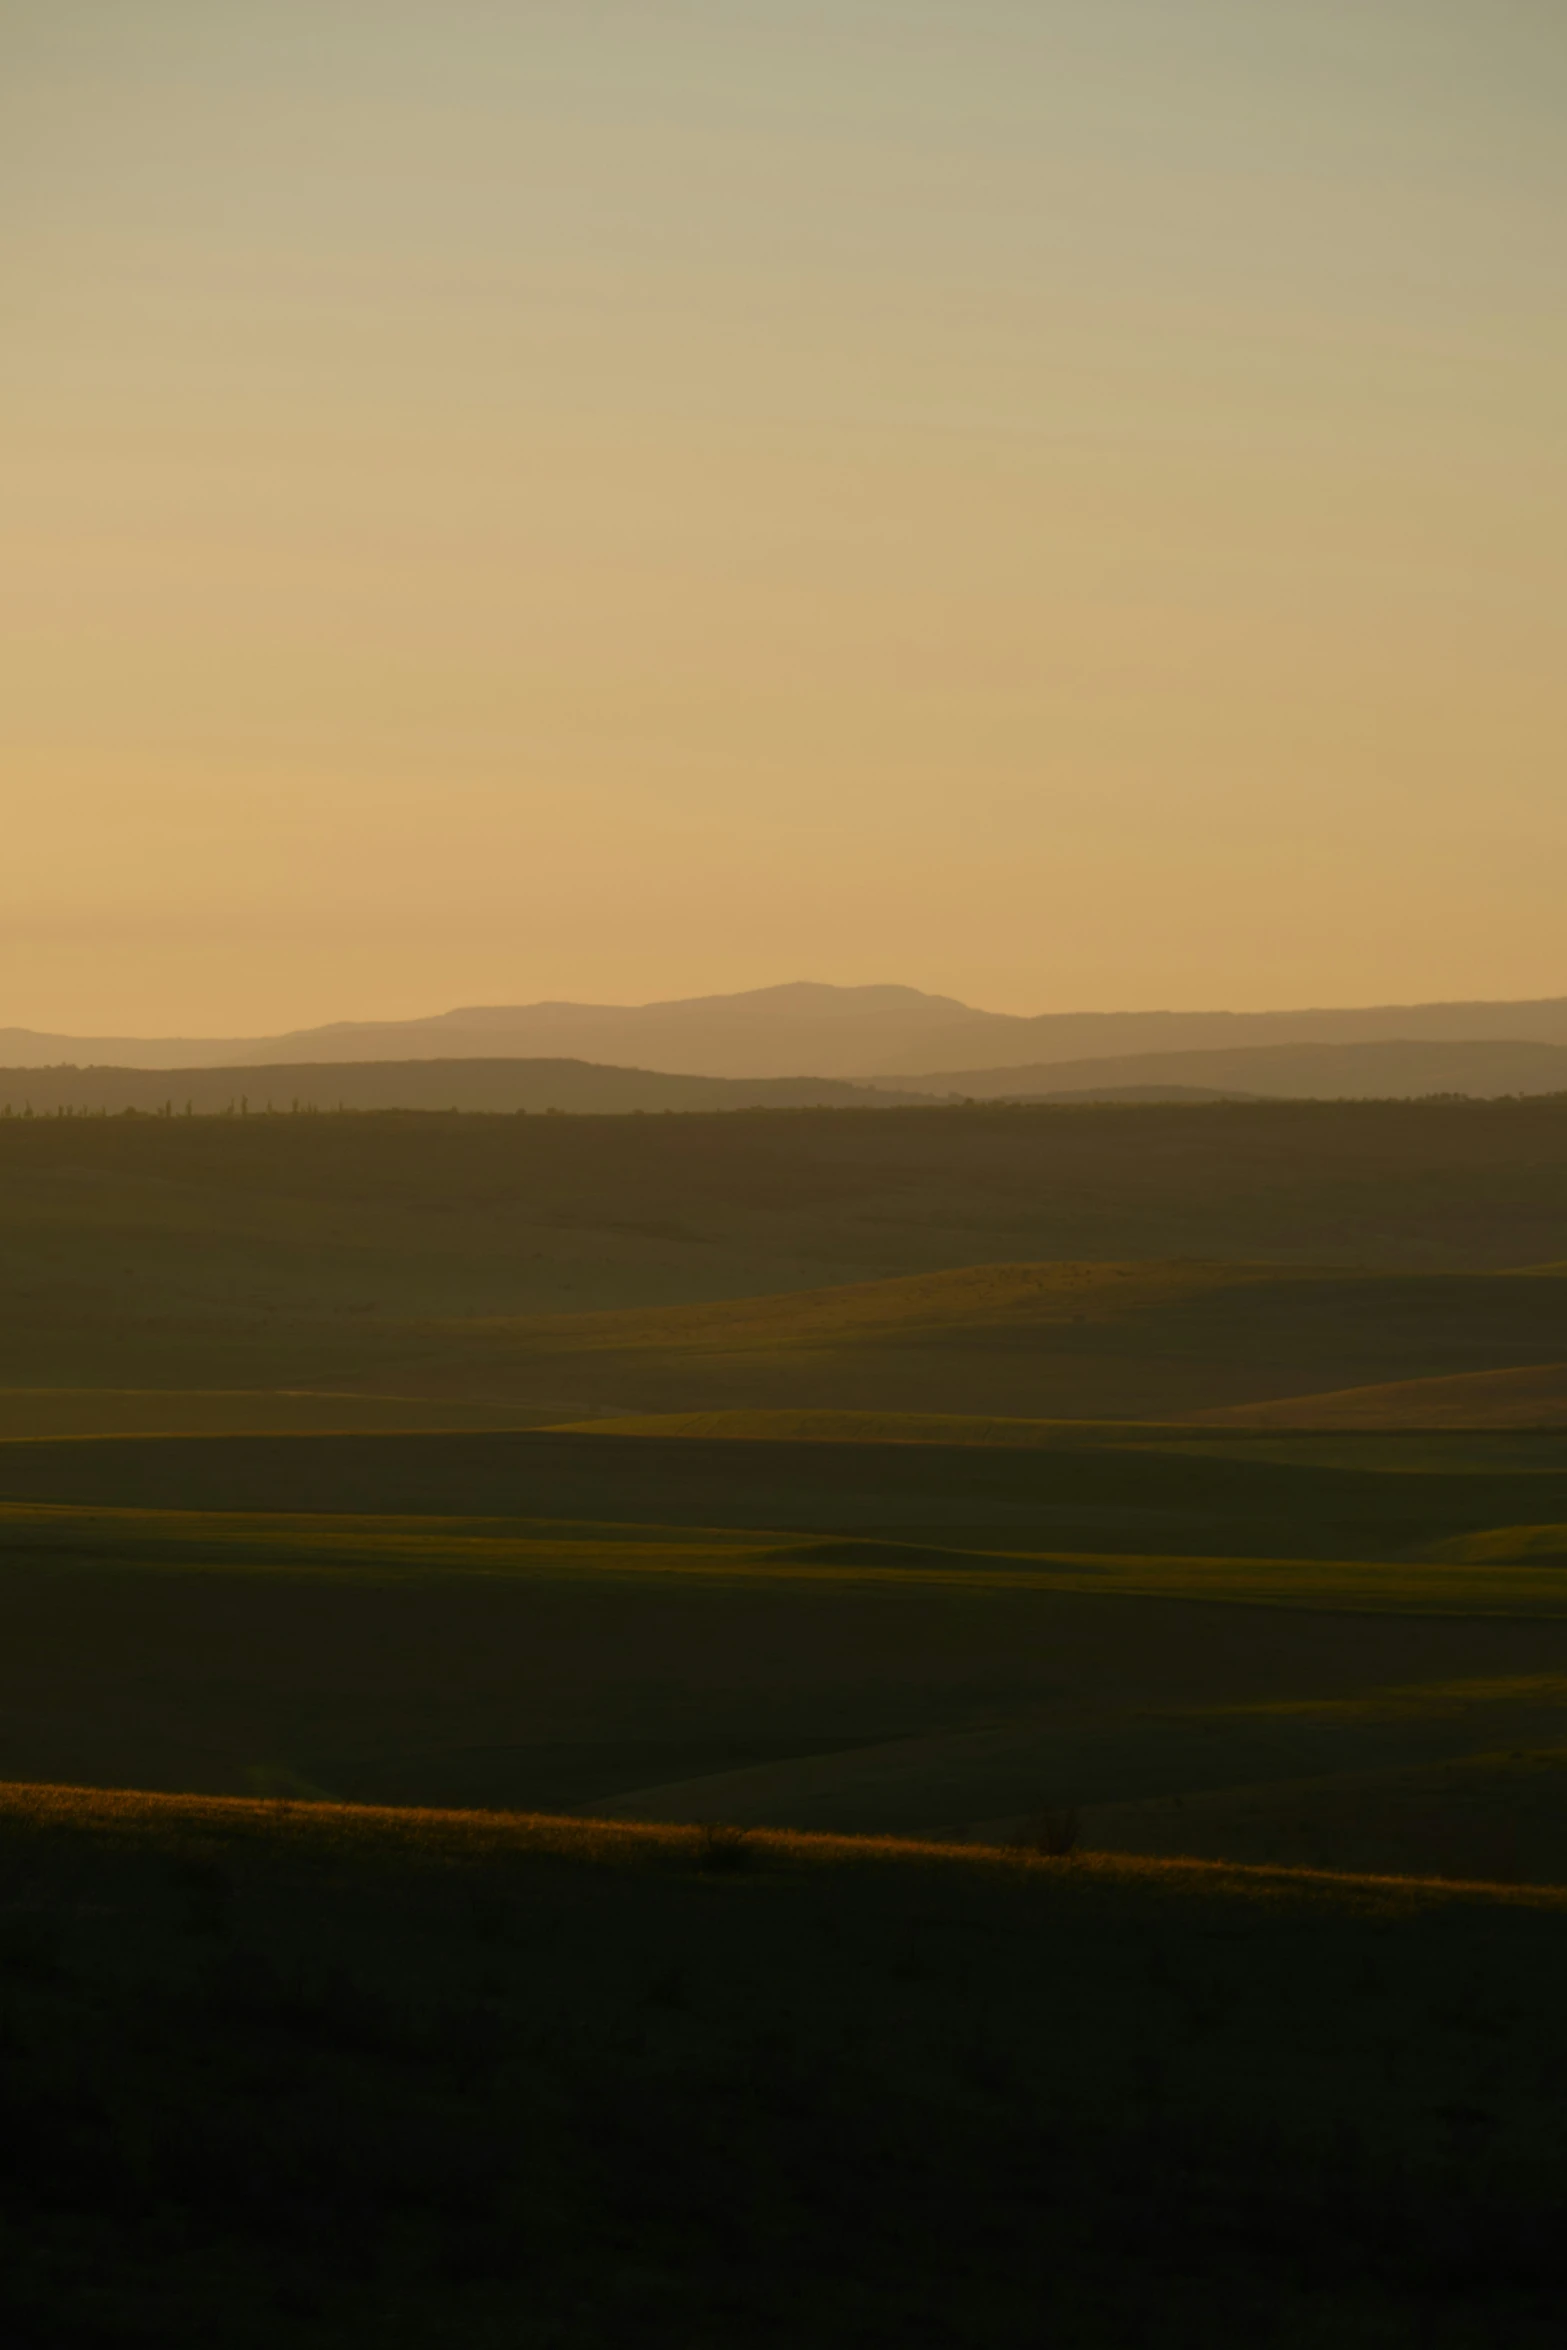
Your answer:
[4,1,1564,1032]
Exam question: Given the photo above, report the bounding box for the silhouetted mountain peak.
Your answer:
[3,984,1565,1079]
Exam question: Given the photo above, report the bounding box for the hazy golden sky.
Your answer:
[4,0,1565,1032]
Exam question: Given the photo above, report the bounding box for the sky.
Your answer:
[3,0,1565,1034]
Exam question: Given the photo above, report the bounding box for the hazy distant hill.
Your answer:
[905,1038,1567,1103]
[0,1058,919,1118]
[5,979,1567,1079]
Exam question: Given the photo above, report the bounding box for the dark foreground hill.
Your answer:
[2,1781,1565,2349]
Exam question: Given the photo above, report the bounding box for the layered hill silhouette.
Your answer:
[0,1056,919,1119]
[7,977,1567,1085]
[7,1035,1566,1115]
[917,1037,1567,1102]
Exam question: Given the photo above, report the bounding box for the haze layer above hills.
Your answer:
[8,979,1567,1082]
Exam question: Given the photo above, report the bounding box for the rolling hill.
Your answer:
[10,1036,1567,1117]
[5,1425,1567,1823]
[0,1056,914,1118]
[3,1101,1566,1413]
[907,1036,1567,1102]
[1197,1363,1567,1429]
[377,1257,1567,1423]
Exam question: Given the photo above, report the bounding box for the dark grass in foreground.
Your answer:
[3,1788,1567,2346]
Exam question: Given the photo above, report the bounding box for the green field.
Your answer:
[7,1417,1567,1553]
[5,1415,1567,1863]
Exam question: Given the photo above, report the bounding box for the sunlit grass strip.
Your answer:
[4,1779,1566,1914]
[544,1409,1180,1447]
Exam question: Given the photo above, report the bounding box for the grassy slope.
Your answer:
[3,1100,1567,1415]
[6,1491,1567,1606]
[1430,1523,1567,1562]
[421,1258,1567,1425]
[2,1254,1564,1428]
[2,1781,1566,2348]
[7,1420,1567,1550]
[1090,1743,1567,1883]
[1197,1361,1567,1428]
[550,1404,1567,1464]
[6,1484,1567,1860]
[0,1390,563,1441]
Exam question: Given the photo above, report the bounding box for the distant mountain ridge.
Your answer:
[5,979,1567,1081]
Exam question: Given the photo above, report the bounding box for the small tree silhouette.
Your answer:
[1013,1804,1081,1858]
